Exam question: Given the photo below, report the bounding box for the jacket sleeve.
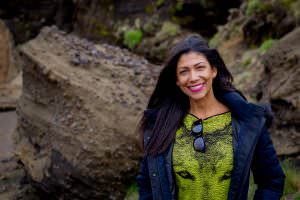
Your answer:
[251,124,285,200]
[136,156,153,200]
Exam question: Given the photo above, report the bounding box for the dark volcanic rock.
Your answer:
[0,0,74,44]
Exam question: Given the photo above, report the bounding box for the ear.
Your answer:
[176,79,179,86]
[212,66,217,78]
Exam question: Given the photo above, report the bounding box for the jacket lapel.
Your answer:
[228,113,265,200]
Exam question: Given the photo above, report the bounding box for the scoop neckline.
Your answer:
[187,111,231,121]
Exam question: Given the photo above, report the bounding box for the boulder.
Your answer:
[256,28,300,158]
[15,26,160,199]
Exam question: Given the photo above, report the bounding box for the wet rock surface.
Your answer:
[15,26,160,199]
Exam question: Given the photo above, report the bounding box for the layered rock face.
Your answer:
[256,28,300,158]
[0,20,22,109]
[15,26,160,199]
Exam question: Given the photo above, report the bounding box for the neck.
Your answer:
[189,91,228,119]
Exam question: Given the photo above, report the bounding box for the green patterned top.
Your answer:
[172,112,233,200]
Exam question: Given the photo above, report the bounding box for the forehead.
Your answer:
[177,52,209,68]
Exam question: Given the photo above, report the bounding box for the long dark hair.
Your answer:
[140,34,237,156]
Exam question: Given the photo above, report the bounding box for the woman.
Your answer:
[136,34,285,200]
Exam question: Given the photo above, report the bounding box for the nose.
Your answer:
[190,69,199,82]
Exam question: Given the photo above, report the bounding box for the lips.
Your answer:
[188,83,205,92]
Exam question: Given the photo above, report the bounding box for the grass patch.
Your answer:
[281,160,300,195]
[259,39,274,53]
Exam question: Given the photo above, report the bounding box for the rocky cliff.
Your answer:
[256,28,300,158]
[15,26,160,199]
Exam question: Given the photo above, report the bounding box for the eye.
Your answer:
[196,65,205,70]
[179,70,188,75]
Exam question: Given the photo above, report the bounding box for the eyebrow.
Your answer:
[178,62,206,69]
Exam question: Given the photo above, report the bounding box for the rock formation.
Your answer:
[206,0,300,159]
[256,28,300,158]
[15,26,160,199]
[73,0,241,62]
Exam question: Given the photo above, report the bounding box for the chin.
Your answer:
[186,91,208,101]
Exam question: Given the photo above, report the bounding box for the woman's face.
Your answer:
[176,51,217,102]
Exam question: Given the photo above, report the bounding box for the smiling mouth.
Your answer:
[188,83,205,92]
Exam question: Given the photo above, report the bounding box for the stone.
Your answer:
[15,26,160,199]
[255,28,300,157]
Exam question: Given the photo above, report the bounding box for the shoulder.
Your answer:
[251,102,274,128]
[219,91,273,127]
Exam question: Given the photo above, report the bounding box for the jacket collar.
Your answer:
[218,91,259,121]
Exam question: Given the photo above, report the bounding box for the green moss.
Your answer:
[123,29,143,49]
[156,0,165,7]
[156,21,180,41]
[259,39,274,53]
[145,4,154,14]
[246,0,272,16]
[208,32,221,48]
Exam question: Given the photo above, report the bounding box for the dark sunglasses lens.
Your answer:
[192,123,202,133]
[194,137,205,152]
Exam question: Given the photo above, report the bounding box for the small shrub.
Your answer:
[123,29,143,49]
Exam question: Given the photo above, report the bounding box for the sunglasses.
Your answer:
[191,120,206,153]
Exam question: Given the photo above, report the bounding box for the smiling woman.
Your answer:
[136,34,285,200]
